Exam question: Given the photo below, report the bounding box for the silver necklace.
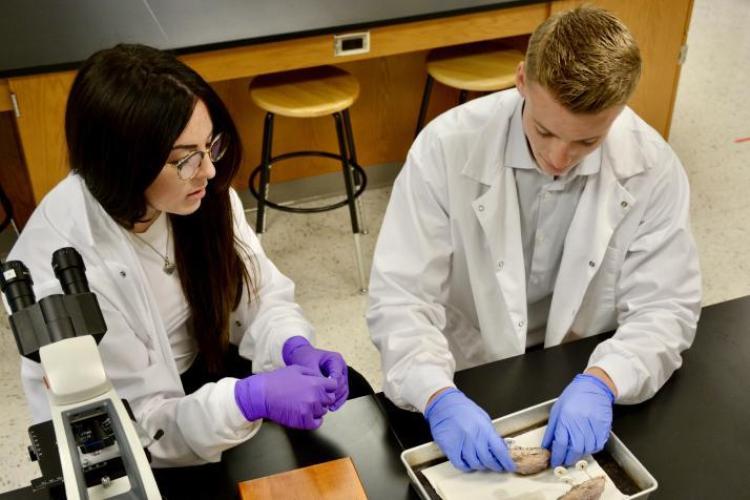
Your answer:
[132,224,176,275]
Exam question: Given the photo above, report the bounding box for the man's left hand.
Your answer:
[542,373,615,467]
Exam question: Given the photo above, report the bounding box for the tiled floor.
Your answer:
[1,0,749,492]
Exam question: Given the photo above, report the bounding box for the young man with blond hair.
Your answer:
[367,6,700,473]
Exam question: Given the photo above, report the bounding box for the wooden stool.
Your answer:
[248,65,368,293]
[415,44,525,136]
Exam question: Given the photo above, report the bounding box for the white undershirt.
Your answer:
[127,212,198,373]
[504,99,602,348]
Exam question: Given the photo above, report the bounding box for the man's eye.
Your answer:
[580,140,597,147]
[537,129,551,137]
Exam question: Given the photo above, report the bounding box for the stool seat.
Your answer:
[250,66,360,119]
[427,47,525,92]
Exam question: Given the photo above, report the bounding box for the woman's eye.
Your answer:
[537,129,551,137]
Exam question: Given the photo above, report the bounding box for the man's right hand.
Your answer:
[234,365,337,429]
[424,388,516,473]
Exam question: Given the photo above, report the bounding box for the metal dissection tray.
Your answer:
[401,399,658,500]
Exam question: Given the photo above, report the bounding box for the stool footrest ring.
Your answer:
[249,150,367,214]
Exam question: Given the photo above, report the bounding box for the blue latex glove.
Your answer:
[283,336,349,411]
[234,365,337,429]
[425,388,516,473]
[542,374,615,467]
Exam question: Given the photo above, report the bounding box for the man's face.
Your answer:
[515,62,624,176]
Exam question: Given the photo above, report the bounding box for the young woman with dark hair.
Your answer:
[9,44,371,466]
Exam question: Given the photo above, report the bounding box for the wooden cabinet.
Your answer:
[6,72,75,203]
[0,0,693,212]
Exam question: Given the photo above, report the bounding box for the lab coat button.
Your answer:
[588,260,596,268]
[477,204,485,212]
[235,320,241,327]
[621,200,628,208]
[119,271,126,278]
[518,320,525,328]
[497,260,504,270]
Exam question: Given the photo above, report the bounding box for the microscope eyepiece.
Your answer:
[52,248,90,295]
[0,260,36,313]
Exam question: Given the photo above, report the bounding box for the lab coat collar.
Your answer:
[47,175,127,258]
[461,91,647,187]
[598,107,650,180]
[503,98,535,171]
[460,90,520,186]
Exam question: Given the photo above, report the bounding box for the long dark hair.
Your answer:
[66,44,255,373]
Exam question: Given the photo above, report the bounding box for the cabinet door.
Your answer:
[551,0,693,138]
[8,71,75,203]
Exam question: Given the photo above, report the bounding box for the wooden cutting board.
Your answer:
[238,457,368,499]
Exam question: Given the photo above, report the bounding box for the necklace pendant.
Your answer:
[163,260,176,275]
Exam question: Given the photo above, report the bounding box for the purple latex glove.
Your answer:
[542,374,615,467]
[283,336,349,411]
[234,365,337,430]
[425,388,516,473]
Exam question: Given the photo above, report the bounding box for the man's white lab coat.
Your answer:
[8,175,313,466]
[367,90,701,412]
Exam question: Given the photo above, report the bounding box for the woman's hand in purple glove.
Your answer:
[234,365,337,430]
[542,373,615,467]
[282,336,349,411]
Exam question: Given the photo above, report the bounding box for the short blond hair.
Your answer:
[524,5,642,113]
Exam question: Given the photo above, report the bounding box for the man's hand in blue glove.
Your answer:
[425,388,516,473]
[542,372,616,467]
[283,336,349,411]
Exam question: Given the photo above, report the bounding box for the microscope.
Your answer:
[1,247,161,499]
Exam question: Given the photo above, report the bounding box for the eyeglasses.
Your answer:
[166,132,228,181]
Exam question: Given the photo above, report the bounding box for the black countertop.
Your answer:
[380,296,750,498]
[0,0,542,78]
[3,296,748,499]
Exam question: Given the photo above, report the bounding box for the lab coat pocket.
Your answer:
[571,246,622,337]
[100,261,156,348]
[444,305,488,368]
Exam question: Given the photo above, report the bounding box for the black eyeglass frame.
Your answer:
[166,132,227,180]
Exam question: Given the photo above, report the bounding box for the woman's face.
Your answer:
[142,99,217,223]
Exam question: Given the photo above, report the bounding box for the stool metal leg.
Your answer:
[458,89,469,105]
[334,112,368,294]
[342,109,367,235]
[256,112,274,235]
[414,74,434,138]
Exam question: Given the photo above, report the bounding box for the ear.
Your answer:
[515,61,527,98]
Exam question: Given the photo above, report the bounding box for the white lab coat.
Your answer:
[367,89,701,413]
[8,174,314,466]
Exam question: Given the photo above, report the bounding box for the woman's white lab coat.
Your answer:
[8,175,313,466]
[367,90,701,413]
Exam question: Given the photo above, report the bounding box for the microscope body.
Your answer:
[1,248,160,499]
